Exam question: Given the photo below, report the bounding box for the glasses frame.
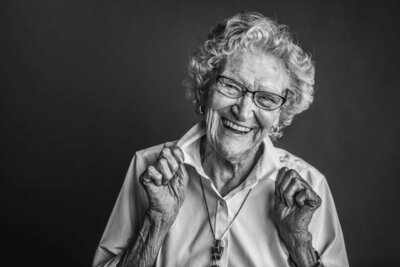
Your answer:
[215,75,288,111]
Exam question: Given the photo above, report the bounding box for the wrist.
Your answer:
[286,232,319,267]
[288,247,322,267]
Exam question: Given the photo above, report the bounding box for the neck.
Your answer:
[200,137,262,196]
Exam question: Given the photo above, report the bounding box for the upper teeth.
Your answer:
[223,119,251,133]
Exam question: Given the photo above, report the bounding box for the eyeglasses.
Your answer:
[215,75,288,111]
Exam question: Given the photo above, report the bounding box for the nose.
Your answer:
[232,93,256,121]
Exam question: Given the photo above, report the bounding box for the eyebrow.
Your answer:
[221,74,279,94]
[221,73,253,89]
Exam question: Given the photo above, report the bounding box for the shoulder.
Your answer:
[274,147,326,189]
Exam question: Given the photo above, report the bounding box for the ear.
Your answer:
[196,74,216,109]
[269,114,281,136]
[196,87,208,106]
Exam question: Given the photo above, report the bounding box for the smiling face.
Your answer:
[204,51,289,161]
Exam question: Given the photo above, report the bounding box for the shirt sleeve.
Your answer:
[92,153,149,267]
[309,177,349,267]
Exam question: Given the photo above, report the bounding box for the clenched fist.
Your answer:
[273,167,322,266]
[140,142,189,224]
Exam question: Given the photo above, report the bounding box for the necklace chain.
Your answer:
[199,177,252,242]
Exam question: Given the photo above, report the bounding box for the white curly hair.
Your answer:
[184,11,315,139]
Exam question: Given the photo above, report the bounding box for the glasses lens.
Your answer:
[216,77,242,98]
[255,92,284,110]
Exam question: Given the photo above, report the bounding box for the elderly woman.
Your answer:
[93,12,348,267]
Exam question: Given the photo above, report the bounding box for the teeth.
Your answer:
[222,119,251,133]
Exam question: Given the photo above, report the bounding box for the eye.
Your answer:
[219,80,240,90]
[258,95,278,104]
[217,78,242,95]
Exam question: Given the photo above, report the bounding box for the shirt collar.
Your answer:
[177,122,283,187]
[176,121,208,178]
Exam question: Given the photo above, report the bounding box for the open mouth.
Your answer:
[222,118,252,134]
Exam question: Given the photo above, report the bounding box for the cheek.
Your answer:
[257,111,280,132]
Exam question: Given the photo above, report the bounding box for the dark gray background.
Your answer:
[1,0,399,266]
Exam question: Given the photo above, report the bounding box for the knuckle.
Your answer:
[160,148,170,158]
[316,194,322,205]
[173,146,183,154]
[288,169,298,177]
[140,167,152,183]
[145,166,153,175]
[164,141,175,148]
[278,167,288,177]
[172,147,184,161]
[280,167,289,175]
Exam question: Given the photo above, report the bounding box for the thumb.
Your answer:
[305,190,322,209]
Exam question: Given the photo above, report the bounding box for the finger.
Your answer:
[275,167,288,198]
[176,164,189,187]
[171,145,185,164]
[144,165,163,186]
[290,175,321,209]
[160,148,179,174]
[156,158,173,185]
[170,164,189,194]
[140,166,151,185]
[164,141,175,148]
[294,188,308,207]
[273,193,291,221]
[295,187,322,212]
[306,189,322,208]
[273,192,286,214]
[282,178,303,207]
[279,169,297,205]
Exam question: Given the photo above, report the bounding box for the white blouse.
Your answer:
[93,123,349,267]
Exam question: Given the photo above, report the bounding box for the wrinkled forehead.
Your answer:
[221,51,289,94]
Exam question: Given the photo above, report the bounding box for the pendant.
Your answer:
[210,239,224,266]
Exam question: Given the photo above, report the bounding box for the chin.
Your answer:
[207,127,262,162]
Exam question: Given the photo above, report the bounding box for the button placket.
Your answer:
[214,199,229,267]
[215,199,229,240]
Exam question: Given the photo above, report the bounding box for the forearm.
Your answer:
[117,210,174,267]
[284,232,320,267]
